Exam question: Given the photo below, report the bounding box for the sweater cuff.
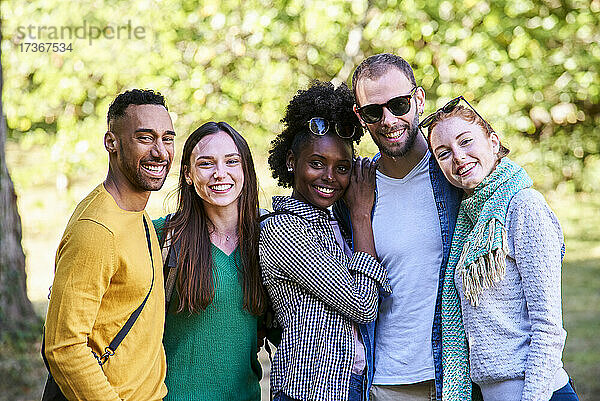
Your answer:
[349,251,392,296]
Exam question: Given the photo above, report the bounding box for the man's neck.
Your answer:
[103,172,150,212]
[378,140,428,179]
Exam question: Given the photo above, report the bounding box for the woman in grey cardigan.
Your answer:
[422,98,578,401]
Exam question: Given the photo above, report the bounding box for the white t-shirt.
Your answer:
[372,151,443,385]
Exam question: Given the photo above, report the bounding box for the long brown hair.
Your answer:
[166,121,265,316]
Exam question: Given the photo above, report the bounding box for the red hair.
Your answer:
[426,105,509,157]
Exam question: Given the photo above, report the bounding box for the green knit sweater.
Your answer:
[153,218,261,401]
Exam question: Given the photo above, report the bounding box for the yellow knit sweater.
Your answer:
[44,184,167,401]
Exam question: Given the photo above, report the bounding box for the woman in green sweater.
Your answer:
[153,121,265,401]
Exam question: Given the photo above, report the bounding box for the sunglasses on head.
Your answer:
[356,87,418,124]
[419,95,493,132]
[307,117,356,139]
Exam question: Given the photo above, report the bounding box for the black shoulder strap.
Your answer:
[42,215,157,388]
[158,213,173,249]
[89,216,156,365]
[160,213,173,284]
[101,216,155,358]
[160,214,178,314]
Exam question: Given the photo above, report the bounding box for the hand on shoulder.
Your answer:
[344,156,378,220]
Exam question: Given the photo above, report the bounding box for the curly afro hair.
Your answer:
[268,80,365,188]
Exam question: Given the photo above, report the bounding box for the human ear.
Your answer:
[415,87,426,116]
[104,131,118,153]
[353,104,367,128]
[183,165,192,185]
[286,150,295,173]
[490,131,500,155]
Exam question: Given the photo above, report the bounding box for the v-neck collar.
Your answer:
[211,243,239,258]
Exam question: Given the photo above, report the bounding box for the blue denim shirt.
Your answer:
[333,154,461,400]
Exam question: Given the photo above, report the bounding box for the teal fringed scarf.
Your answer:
[441,158,532,400]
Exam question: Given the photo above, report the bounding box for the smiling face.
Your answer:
[429,116,500,194]
[110,104,175,192]
[288,134,353,210]
[184,131,244,210]
[354,68,424,159]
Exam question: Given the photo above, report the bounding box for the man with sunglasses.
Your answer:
[334,53,462,401]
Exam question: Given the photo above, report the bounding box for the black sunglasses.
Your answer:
[419,96,493,132]
[307,117,356,139]
[356,87,418,124]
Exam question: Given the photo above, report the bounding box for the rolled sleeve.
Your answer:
[348,251,392,296]
[261,215,388,324]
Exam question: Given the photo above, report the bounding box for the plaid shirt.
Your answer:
[260,196,391,401]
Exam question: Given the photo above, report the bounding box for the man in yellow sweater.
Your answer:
[44,89,175,400]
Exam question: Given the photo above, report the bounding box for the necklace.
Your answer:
[212,229,237,242]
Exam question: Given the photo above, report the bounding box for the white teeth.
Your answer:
[384,129,403,139]
[211,184,232,191]
[143,165,163,173]
[458,163,475,175]
[316,186,334,194]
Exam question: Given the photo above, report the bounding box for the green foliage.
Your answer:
[2,0,599,194]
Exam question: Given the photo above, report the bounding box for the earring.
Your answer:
[287,166,293,173]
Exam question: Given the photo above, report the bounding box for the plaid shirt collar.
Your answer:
[272,195,333,223]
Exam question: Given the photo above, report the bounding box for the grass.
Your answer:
[563,259,600,398]
[548,192,600,400]
[0,319,46,401]
[0,342,46,401]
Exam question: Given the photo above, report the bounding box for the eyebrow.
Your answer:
[432,131,472,152]
[309,154,351,162]
[432,143,447,153]
[196,153,241,160]
[135,128,176,135]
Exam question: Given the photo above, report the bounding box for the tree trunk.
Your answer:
[0,34,39,338]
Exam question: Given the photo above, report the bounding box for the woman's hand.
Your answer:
[344,156,378,220]
[343,157,378,259]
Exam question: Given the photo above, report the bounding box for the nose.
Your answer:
[322,166,335,182]
[151,139,169,160]
[380,106,396,127]
[453,147,467,163]
[213,162,228,180]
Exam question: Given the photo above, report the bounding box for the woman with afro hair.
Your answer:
[259,80,391,401]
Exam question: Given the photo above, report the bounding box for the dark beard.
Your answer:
[132,165,167,191]
[119,142,168,192]
[373,119,419,158]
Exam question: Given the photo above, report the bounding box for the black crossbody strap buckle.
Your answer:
[92,347,115,366]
